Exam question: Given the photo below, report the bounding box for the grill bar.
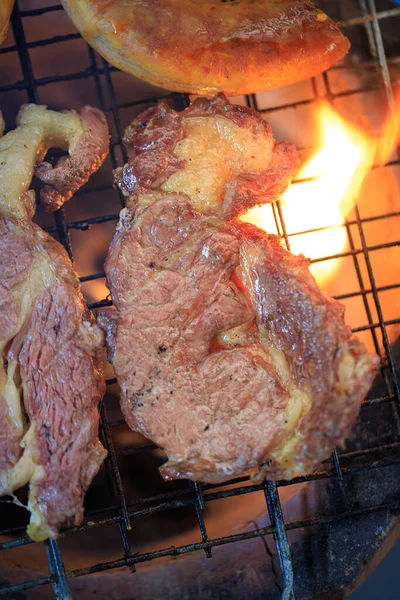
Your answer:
[98,403,136,574]
[42,209,400,237]
[355,205,400,409]
[10,4,38,104]
[45,539,73,600]
[3,494,399,598]
[1,452,399,555]
[190,481,212,558]
[1,67,398,103]
[0,31,80,56]
[2,498,393,593]
[99,415,131,531]
[264,481,295,600]
[0,577,53,597]
[320,70,347,487]
[340,6,400,27]
[367,0,396,112]
[345,219,384,380]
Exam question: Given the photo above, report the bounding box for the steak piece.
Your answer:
[116,94,299,220]
[100,96,375,483]
[0,104,108,541]
[100,196,375,483]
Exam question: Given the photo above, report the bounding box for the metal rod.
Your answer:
[366,0,396,113]
[339,7,400,27]
[10,3,38,103]
[2,496,399,597]
[54,208,74,261]
[190,481,212,558]
[98,402,136,572]
[359,0,378,59]
[10,8,75,597]
[354,205,400,411]
[99,404,132,532]
[63,498,400,578]
[45,539,73,600]
[264,481,294,600]
[1,446,399,554]
[344,222,387,383]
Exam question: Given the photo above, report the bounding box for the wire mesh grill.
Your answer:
[0,1,400,598]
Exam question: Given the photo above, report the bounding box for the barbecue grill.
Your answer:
[0,1,400,598]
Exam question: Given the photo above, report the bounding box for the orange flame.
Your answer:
[243,100,400,289]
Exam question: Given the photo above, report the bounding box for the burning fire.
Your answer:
[282,103,374,287]
[243,100,400,289]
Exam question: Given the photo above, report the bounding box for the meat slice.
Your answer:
[115,94,299,220]
[34,106,109,212]
[101,96,376,483]
[0,104,108,540]
[99,196,375,483]
[61,0,349,96]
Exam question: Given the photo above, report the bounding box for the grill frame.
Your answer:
[0,1,400,598]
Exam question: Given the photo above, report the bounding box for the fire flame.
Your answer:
[243,101,400,289]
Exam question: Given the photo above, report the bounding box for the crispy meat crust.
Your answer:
[61,0,349,95]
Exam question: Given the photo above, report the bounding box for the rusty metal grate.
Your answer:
[0,1,400,598]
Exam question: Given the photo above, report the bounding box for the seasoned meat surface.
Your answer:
[100,196,375,482]
[101,96,375,483]
[34,105,109,211]
[116,94,299,220]
[0,104,108,540]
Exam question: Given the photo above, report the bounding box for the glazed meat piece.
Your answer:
[100,96,375,483]
[99,197,375,483]
[0,104,108,541]
[61,0,349,95]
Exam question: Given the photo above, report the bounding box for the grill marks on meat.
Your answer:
[115,94,299,220]
[102,96,376,483]
[34,106,109,212]
[0,104,108,540]
[101,197,374,482]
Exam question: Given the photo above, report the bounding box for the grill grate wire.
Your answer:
[0,1,400,598]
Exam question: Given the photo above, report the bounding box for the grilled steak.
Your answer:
[116,94,299,220]
[100,96,375,483]
[0,104,108,541]
[100,196,375,482]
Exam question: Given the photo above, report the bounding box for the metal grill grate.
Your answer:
[0,1,400,598]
